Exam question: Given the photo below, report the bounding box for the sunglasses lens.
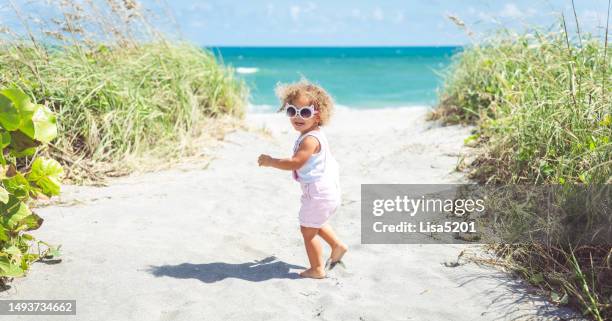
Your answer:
[300,108,312,119]
[286,106,297,117]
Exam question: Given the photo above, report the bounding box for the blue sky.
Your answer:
[165,0,610,46]
[2,0,610,46]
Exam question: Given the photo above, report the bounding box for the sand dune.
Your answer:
[1,108,581,321]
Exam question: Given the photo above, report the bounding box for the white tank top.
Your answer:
[292,129,339,184]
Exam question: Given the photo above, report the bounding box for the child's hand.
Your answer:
[258,154,273,167]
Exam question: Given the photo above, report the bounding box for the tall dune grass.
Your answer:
[431,30,610,185]
[431,14,611,321]
[0,0,247,181]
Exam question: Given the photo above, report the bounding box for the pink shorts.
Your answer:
[299,180,341,228]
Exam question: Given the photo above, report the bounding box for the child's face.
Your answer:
[288,95,320,133]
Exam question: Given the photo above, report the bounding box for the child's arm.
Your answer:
[258,136,319,171]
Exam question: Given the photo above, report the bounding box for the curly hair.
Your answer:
[275,79,334,126]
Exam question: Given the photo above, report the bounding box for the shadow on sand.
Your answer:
[453,270,581,320]
[147,256,305,283]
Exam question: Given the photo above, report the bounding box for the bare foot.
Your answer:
[330,243,348,264]
[299,268,326,279]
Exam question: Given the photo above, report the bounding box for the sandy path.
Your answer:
[1,108,580,321]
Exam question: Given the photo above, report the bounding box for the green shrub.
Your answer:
[0,43,247,181]
[0,88,62,284]
[433,30,611,184]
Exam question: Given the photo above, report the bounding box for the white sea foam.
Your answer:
[334,104,431,112]
[248,102,430,114]
[236,67,258,74]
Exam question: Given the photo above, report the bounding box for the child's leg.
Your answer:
[318,224,348,263]
[299,226,325,278]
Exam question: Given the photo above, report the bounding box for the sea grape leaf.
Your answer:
[3,173,30,199]
[9,147,37,158]
[0,196,32,230]
[0,93,20,131]
[15,213,43,232]
[0,256,24,277]
[26,157,63,196]
[0,89,56,143]
[9,130,40,153]
[32,105,58,143]
[0,89,36,133]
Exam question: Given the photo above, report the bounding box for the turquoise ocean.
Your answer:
[210,47,461,112]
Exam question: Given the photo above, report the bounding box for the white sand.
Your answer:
[1,107,581,321]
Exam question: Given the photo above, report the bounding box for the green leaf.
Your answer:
[46,245,61,259]
[2,245,20,257]
[0,226,8,242]
[15,213,43,232]
[0,256,25,277]
[529,272,544,285]
[551,291,569,305]
[0,196,32,230]
[23,253,40,264]
[27,157,63,196]
[0,131,10,148]
[463,133,480,145]
[0,186,8,204]
[3,173,30,199]
[0,89,57,143]
[0,92,21,131]
[32,105,58,143]
[9,130,40,153]
[0,89,36,133]
[9,147,36,158]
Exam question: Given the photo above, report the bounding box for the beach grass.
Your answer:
[431,16,611,320]
[431,30,610,185]
[0,1,247,182]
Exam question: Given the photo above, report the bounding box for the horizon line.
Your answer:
[202,44,465,48]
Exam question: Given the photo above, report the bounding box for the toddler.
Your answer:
[258,80,347,279]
